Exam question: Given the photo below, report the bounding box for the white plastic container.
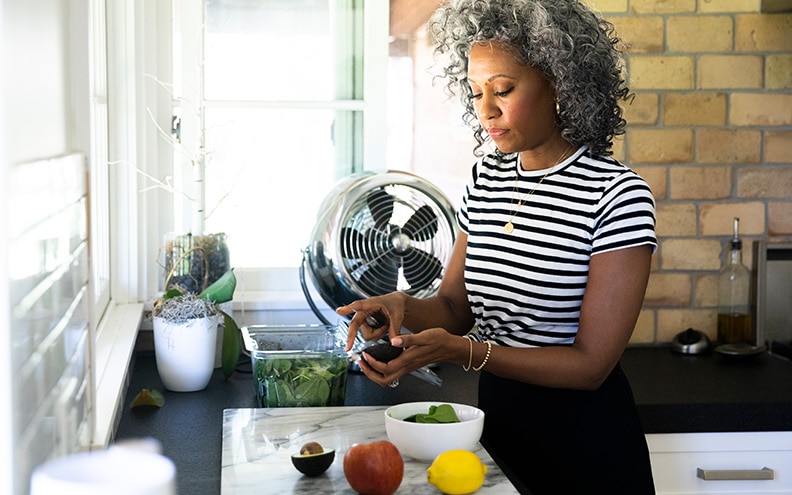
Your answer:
[242,324,348,407]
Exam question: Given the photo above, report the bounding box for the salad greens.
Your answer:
[402,404,460,424]
[255,355,347,407]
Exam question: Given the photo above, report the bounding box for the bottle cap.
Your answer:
[730,217,742,250]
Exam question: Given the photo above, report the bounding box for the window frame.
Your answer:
[163,0,389,307]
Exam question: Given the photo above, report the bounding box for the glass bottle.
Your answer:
[717,218,753,345]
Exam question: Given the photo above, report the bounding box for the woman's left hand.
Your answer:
[355,328,464,387]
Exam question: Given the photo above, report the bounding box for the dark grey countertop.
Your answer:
[115,346,792,495]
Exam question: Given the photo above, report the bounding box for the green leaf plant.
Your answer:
[157,268,241,379]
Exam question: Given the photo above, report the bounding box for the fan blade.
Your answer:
[402,248,443,291]
[402,205,439,242]
[358,256,400,295]
[366,188,395,228]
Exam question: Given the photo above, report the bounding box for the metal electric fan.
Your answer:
[300,171,457,326]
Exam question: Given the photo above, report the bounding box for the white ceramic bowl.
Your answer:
[384,401,485,462]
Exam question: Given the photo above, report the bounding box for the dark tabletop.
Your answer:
[115,346,792,495]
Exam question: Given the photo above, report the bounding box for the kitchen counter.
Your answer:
[221,407,518,494]
[623,346,792,433]
[115,346,792,495]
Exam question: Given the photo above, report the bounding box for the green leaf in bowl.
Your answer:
[403,404,460,423]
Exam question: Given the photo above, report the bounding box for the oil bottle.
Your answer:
[717,217,753,344]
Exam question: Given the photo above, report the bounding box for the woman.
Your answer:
[337,0,656,492]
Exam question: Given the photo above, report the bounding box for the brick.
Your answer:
[697,129,761,163]
[657,203,697,236]
[743,241,755,269]
[698,55,763,89]
[630,56,695,89]
[611,135,626,161]
[645,273,693,305]
[667,16,733,52]
[633,166,668,199]
[694,274,719,307]
[611,17,665,53]
[738,165,792,198]
[591,0,629,13]
[669,166,731,199]
[657,309,718,342]
[699,201,765,235]
[766,54,792,89]
[765,131,792,163]
[629,129,694,163]
[698,0,760,13]
[650,251,660,271]
[661,238,722,270]
[632,0,696,14]
[735,13,792,51]
[664,92,727,126]
[630,310,656,344]
[624,93,659,125]
[769,202,792,235]
[731,94,792,126]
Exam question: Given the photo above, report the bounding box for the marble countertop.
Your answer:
[220,406,519,495]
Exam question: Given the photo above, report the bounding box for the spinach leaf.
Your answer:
[255,354,347,407]
[403,404,460,423]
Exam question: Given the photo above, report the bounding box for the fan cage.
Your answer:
[302,172,457,319]
[339,183,455,299]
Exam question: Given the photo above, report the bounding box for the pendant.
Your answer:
[504,222,514,234]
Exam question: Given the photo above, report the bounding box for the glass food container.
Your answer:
[242,324,348,407]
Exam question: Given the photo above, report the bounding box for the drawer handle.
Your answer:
[697,467,774,481]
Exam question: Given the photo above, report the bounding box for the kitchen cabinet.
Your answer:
[647,431,792,494]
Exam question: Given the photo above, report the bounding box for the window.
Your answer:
[170,0,388,299]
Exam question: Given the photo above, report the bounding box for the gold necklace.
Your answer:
[504,147,573,234]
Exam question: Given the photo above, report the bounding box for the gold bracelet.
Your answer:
[473,340,492,372]
[462,336,473,371]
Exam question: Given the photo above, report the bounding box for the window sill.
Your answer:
[231,290,310,311]
[92,302,143,449]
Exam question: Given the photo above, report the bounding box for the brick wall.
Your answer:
[409,2,792,345]
[592,0,792,343]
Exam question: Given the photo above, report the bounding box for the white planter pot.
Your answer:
[153,315,219,392]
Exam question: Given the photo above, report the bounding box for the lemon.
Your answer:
[427,450,488,494]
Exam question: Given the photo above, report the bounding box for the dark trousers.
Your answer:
[478,363,656,495]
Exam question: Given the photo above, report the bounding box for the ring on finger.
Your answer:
[388,379,399,388]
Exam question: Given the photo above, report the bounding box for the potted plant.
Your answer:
[139,76,240,390]
[152,269,240,391]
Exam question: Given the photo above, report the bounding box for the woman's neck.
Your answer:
[518,141,575,171]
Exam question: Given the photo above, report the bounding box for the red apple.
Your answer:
[343,440,404,495]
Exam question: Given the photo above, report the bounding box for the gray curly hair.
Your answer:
[430,0,631,157]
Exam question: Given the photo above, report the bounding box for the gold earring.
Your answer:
[555,101,561,115]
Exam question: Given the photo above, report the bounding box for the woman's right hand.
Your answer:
[336,293,406,352]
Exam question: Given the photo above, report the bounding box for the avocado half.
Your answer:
[291,442,335,477]
[362,342,403,362]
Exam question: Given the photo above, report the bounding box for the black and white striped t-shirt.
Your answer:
[457,146,656,348]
